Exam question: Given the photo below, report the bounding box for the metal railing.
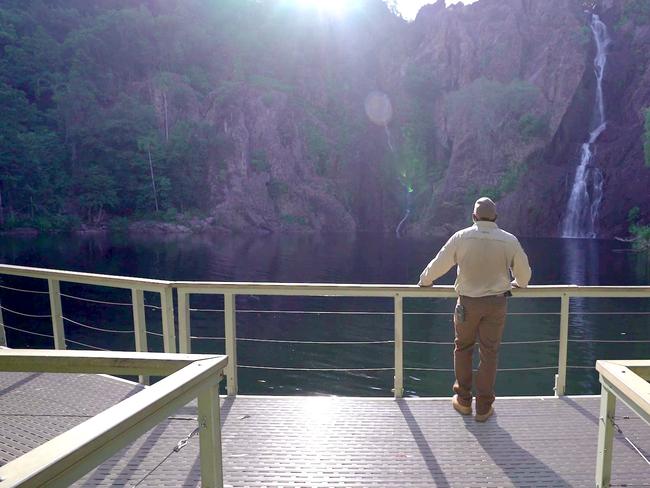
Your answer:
[0,264,176,384]
[594,359,650,488]
[1,264,649,397]
[0,349,228,488]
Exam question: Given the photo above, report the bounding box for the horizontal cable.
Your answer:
[572,311,650,315]
[1,323,54,339]
[405,367,455,372]
[190,308,392,315]
[146,330,164,337]
[65,338,108,351]
[0,283,49,295]
[239,365,394,371]
[567,365,597,370]
[189,308,650,317]
[404,339,560,345]
[189,308,559,316]
[396,341,461,346]
[568,339,650,343]
[188,337,559,346]
[62,316,133,334]
[60,292,161,310]
[237,337,394,344]
[61,293,132,307]
[406,366,558,372]
[0,305,51,318]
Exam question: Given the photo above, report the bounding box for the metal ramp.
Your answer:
[1,371,649,487]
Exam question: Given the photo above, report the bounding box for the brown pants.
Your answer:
[453,295,507,415]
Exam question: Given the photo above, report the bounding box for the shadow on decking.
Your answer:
[397,399,451,486]
[466,414,570,486]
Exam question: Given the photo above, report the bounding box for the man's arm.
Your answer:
[511,242,531,288]
[418,236,457,286]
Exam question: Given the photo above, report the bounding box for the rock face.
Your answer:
[402,0,591,237]
[206,86,356,234]
[587,1,650,238]
[159,0,650,237]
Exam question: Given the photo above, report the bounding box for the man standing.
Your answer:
[418,197,531,421]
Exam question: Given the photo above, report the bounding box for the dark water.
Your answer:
[0,231,648,397]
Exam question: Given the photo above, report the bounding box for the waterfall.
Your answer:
[395,183,412,238]
[384,125,411,238]
[384,125,395,153]
[562,14,610,238]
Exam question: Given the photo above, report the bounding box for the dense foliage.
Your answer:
[628,206,650,251]
[0,0,407,231]
[0,0,257,230]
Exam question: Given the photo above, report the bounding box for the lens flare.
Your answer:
[364,91,393,127]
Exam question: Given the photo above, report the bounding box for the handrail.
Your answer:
[0,264,178,361]
[0,264,172,291]
[172,281,649,397]
[2,264,650,396]
[594,359,650,488]
[0,349,227,488]
[174,281,650,297]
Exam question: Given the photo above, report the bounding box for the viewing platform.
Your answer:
[0,265,648,487]
[1,369,649,487]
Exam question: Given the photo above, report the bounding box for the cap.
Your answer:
[474,197,497,221]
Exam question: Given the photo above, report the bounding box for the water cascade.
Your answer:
[395,180,413,238]
[562,14,610,238]
[383,124,412,238]
[384,125,395,153]
[363,91,410,237]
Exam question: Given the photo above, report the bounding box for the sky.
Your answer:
[393,0,479,21]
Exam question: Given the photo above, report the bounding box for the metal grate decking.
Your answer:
[1,372,649,487]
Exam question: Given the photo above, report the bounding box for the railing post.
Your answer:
[394,294,404,398]
[595,384,616,488]
[224,293,238,396]
[178,290,191,354]
[555,293,569,396]
[160,286,176,353]
[131,289,149,385]
[197,381,224,488]
[48,279,66,350]
[0,297,6,347]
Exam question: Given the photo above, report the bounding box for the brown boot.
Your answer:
[452,394,472,415]
[475,406,494,422]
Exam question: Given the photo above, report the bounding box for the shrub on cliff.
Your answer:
[446,78,541,144]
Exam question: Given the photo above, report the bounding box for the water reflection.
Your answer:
[0,232,647,396]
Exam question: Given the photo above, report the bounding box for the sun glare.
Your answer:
[294,0,349,16]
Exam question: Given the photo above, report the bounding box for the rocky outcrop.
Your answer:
[400,0,591,236]
[204,86,357,233]
[149,0,650,238]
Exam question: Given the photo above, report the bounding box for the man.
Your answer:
[418,197,531,422]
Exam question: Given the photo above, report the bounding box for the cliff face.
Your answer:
[589,0,650,237]
[126,0,650,237]
[400,0,590,236]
